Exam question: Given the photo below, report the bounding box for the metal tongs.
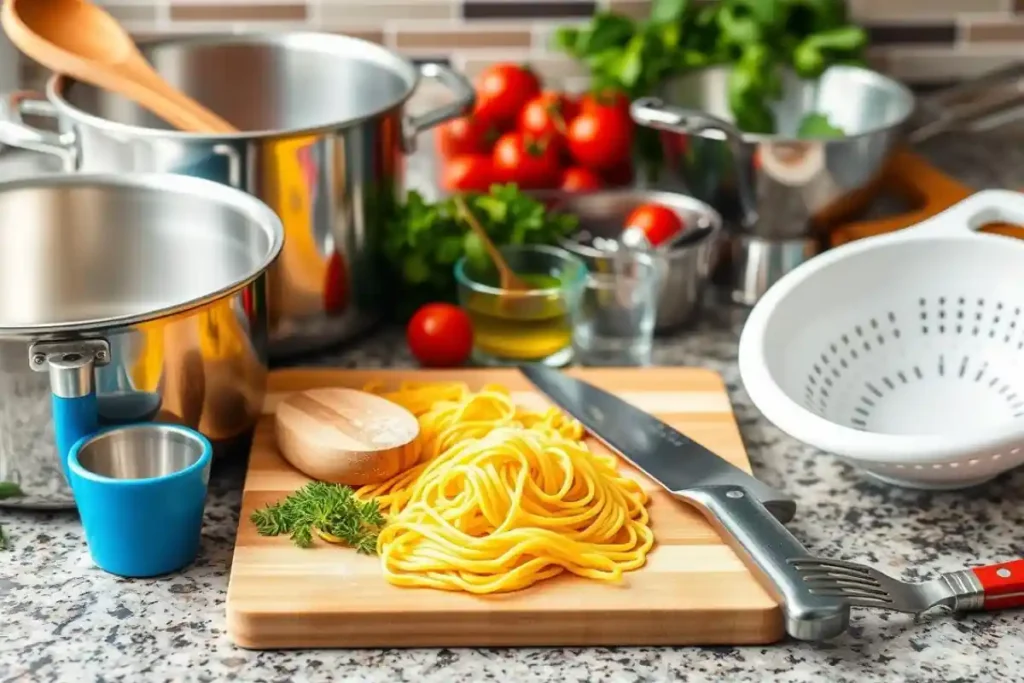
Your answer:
[910,62,1024,143]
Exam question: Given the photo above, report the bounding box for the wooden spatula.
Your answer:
[2,0,236,133]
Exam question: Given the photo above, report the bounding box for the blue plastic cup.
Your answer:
[67,424,213,578]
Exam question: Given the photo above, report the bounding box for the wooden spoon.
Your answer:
[275,388,421,486]
[454,194,530,292]
[2,0,235,133]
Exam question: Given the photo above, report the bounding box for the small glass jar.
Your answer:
[455,245,586,367]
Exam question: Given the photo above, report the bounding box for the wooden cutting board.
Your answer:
[225,367,783,649]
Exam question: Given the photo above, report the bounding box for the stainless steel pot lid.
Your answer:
[46,33,422,139]
[0,173,283,335]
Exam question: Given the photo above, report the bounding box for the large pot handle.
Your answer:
[402,62,475,154]
[630,97,760,231]
[0,90,77,167]
[30,340,111,479]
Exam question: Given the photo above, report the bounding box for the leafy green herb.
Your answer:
[250,482,385,554]
[796,112,846,138]
[554,0,867,145]
[382,184,579,319]
[0,482,24,551]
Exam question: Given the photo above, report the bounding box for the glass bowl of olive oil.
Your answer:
[455,245,586,367]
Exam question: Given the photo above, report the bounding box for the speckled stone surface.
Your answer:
[4,133,1024,682]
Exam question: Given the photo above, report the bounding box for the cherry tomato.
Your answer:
[437,115,499,158]
[492,132,561,190]
[407,303,474,368]
[473,63,541,128]
[579,88,630,118]
[559,166,603,192]
[567,107,633,171]
[518,92,578,147]
[441,155,495,192]
[625,203,685,247]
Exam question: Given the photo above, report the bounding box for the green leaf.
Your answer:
[0,482,23,499]
[796,112,846,138]
[650,0,689,24]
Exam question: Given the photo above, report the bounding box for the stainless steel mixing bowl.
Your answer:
[633,65,916,240]
[0,173,283,509]
[631,65,915,304]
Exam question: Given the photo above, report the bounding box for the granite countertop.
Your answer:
[4,133,1024,683]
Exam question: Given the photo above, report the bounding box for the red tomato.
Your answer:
[518,92,579,146]
[441,155,494,192]
[567,107,633,171]
[559,167,603,192]
[492,132,561,190]
[407,303,474,368]
[473,63,541,128]
[437,115,498,158]
[625,203,685,247]
[579,88,630,117]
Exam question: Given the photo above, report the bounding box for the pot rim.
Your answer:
[0,172,285,336]
[44,32,423,141]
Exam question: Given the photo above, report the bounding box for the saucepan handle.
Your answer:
[29,340,112,478]
[676,485,851,641]
[0,90,77,166]
[402,62,476,154]
[630,97,760,230]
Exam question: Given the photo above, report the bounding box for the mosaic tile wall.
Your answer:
[10,0,1024,87]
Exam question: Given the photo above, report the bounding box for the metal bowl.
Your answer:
[635,64,917,241]
[554,189,722,332]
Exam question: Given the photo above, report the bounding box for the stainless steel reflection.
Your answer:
[0,32,475,358]
[640,65,915,239]
[76,424,208,480]
[554,189,722,332]
[631,65,914,303]
[0,173,283,509]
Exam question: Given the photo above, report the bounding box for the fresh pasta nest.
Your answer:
[355,382,654,594]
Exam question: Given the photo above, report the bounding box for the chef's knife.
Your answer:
[520,365,851,641]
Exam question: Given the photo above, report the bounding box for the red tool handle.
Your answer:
[972,559,1024,610]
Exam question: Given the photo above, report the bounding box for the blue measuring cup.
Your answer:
[66,423,212,577]
[42,349,212,577]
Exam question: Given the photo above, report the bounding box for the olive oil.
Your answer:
[463,273,572,361]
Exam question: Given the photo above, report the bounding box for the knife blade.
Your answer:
[520,364,795,521]
[520,365,851,642]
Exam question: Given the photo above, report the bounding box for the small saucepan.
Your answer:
[553,189,723,332]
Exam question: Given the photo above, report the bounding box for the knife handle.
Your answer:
[676,485,851,641]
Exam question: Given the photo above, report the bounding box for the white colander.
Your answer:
[739,190,1024,490]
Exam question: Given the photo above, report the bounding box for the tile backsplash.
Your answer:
[11,0,1024,88]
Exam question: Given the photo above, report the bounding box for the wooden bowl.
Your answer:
[274,388,420,485]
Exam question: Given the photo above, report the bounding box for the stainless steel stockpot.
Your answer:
[0,32,474,358]
[0,173,283,510]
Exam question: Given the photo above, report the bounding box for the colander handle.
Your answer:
[677,485,851,641]
[911,189,1024,236]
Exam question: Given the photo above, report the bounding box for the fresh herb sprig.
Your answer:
[382,183,579,318]
[554,0,867,137]
[0,482,24,551]
[250,482,386,554]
